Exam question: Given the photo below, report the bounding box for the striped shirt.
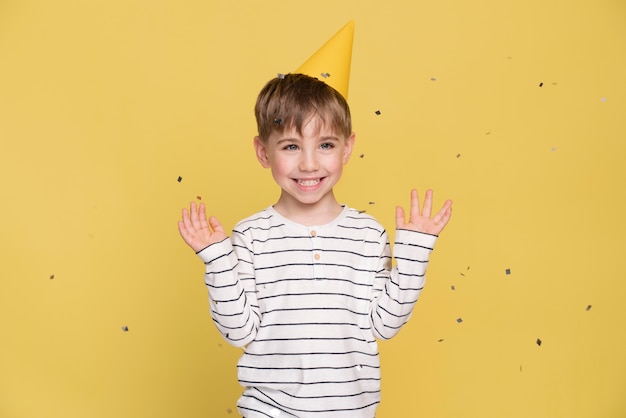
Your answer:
[197,205,438,418]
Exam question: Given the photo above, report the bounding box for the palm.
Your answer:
[396,189,452,236]
[178,201,227,252]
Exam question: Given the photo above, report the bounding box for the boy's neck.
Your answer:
[273,193,343,226]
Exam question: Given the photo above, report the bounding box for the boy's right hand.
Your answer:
[178,201,227,252]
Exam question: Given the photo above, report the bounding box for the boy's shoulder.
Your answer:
[233,207,276,233]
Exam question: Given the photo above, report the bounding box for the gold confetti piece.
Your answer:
[536,338,542,346]
[177,176,182,182]
[196,195,202,200]
[375,110,381,115]
[49,274,55,280]
[456,318,463,323]
[505,268,511,275]
[359,154,364,158]
[586,305,592,311]
[121,326,129,332]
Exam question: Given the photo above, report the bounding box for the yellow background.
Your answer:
[1,0,625,417]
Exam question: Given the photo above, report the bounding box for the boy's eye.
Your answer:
[320,142,335,150]
[283,144,299,151]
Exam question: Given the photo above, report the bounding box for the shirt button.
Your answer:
[310,230,317,237]
[314,253,321,260]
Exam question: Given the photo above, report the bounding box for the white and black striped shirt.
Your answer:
[197,206,437,418]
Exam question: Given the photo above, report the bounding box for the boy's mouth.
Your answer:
[296,178,321,187]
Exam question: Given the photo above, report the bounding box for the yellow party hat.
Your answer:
[295,20,354,99]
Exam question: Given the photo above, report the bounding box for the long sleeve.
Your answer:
[196,235,260,347]
[370,228,438,340]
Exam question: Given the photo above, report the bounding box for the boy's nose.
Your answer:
[299,151,319,171]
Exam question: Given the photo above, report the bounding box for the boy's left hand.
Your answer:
[395,189,452,236]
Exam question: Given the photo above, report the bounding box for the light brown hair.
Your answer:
[254,73,352,141]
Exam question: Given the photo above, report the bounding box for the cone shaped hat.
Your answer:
[295,20,354,99]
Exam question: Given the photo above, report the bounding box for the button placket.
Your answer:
[309,228,322,280]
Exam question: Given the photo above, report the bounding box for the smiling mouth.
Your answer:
[297,178,321,187]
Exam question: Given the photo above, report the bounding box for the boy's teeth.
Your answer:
[298,179,320,186]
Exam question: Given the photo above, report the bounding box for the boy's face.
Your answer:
[254,115,355,214]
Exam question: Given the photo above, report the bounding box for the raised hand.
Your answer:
[178,201,227,252]
[395,189,452,236]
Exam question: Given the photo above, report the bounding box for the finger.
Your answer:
[409,189,420,223]
[181,207,194,231]
[189,201,200,228]
[395,205,406,228]
[198,203,209,230]
[209,216,225,235]
[432,200,452,229]
[422,189,433,218]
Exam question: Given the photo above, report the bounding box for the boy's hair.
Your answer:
[254,73,352,141]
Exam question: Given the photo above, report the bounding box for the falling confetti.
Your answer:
[196,195,202,200]
[451,285,455,291]
[456,318,463,323]
[536,338,542,346]
[430,77,437,81]
[456,154,461,158]
[320,72,331,78]
[586,305,592,311]
[375,110,381,115]
[438,339,444,342]
[277,73,285,79]
[121,326,129,332]
[177,176,182,183]
[49,274,55,280]
[539,82,543,87]
[368,202,375,205]
[359,154,364,158]
[505,268,511,275]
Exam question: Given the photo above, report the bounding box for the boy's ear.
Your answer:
[254,136,271,168]
[343,132,356,164]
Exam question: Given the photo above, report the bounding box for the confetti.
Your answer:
[539,82,543,87]
[586,305,592,311]
[375,110,381,115]
[505,268,511,275]
[451,285,455,290]
[277,73,285,79]
[274,118,282,125]
[430,77,437,81]
[320,72,331,78]
[121,326,129,332]
[368,201,375,205]
[49,274,55,280]
[438,339,444,342]
[485,132,491,135]
[536,338,542,346]
[359,154,364,158]
[177,176,182,183]
[456,318,463,323]
[456,154,461,158]
[196,195,202,200]
[460,272,465,277]
[227,408,233,414]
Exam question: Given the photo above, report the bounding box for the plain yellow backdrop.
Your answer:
[1,0,625,417]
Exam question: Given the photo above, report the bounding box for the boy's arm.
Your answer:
[370,230,436,340]
[370,189,451,339]
[178,201,259,347]
[196,233,260,348]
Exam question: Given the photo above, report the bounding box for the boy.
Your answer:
[178,73,452,417]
